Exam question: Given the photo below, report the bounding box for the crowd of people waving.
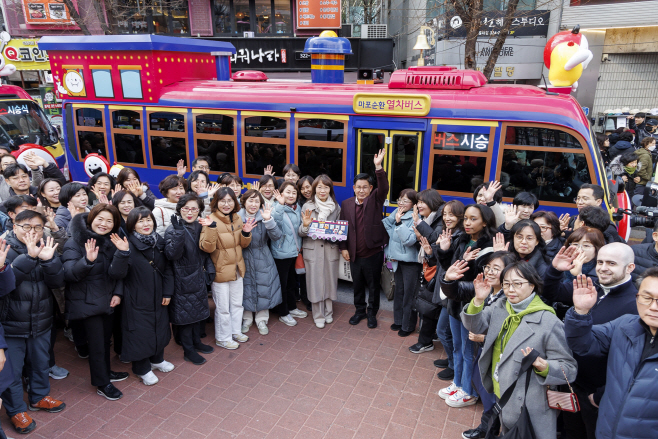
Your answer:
[0,145,655,439]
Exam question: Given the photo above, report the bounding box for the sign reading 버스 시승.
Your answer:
[353,93,431,116]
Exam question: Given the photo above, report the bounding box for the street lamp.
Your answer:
[413,34,431,66]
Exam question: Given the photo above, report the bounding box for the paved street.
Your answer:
[10,302,480,439]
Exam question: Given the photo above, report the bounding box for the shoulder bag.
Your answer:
[485,350,540,439]
[414,271,440,319]
[546,366,580,412]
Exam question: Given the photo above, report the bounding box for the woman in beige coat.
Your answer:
[199,187,255,350]
[299,175,342,328]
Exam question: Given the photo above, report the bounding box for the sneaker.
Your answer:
[10,412,36,434]
[97,383,123,401]
[434,358,450,369]
[241,320,251,334]
[109,371,129,382]
[194,343,214,354]
[75,345,89,359]
[257,321,269,335]
[315,321,325,329]
[48,365,69,380]
[279,315,297,327]
[289,308,307,318]
[216,339,239,350]
[184,352,207,365]
[151,360,175,373]
[409,343,434,354]
[28,396,66,413]
[438,382,460,400]
[433,333,441,342]
[438,367,455,381]
[446,389,478,408]
[462,427,487,439]
[390,323,402,331]
[325,317,333,324]
[139,371,159,386]
[233,333,249,343]
[63,327,74,342]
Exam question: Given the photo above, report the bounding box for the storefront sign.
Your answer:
[39,85,62,118]
[22,0,75,25]
[296,0,341,29]
[441,10,550,38]
[3,38,50,70]
[353,93,431,116]
[433,132,490,152]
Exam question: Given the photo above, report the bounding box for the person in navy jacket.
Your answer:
[565,268,658,439]
[543,242,638,439]
[0,240,15,439]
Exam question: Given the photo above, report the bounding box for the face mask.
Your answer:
[624,166,636,174]
[649,145,656,152]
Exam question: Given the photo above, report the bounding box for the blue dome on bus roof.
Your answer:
[303,31,352,54]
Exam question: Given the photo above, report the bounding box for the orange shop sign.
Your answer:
[23,0,75,25]
[297,0,341,29]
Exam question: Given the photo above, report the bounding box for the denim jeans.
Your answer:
[2,331,51,416]
[449,315,475,396]
[436,307,454,369]
[472,347,496,412]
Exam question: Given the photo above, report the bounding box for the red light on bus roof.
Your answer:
[231,70,268,82]
[388,66,487,90]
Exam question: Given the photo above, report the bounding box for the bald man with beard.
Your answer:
[543,242,639,439]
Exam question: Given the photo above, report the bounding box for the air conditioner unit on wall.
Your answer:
[361,24,387,39]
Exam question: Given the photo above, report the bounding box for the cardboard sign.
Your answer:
[308,220,348,241]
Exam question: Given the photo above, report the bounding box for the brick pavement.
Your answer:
[6,303,482,438]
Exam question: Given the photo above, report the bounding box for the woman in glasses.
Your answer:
[530,211,564,259]
[561,227,604,285]
[462,260,577,439]
[383,189,420,337]
[164,193,215,365]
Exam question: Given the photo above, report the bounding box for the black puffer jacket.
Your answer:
[121,233,173,362]
[164,221,214,325]
[632,243,658,282]
[62,213,130,320]
[3,232,64,337]
[545,237,564,260]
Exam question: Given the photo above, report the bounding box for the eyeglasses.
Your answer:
[537,225,552,232]
[636,294,658,306]
[218,200,234,206]
[196,166,210,171]
[574,197,592,203]
[354,186,370,192]
[483,265,501,274]
[397,198,411,205]
[181,207,199,213]
[15,224,43,232]
[514,235,536,242]
[571,243,595,251]
[502,280,530,290]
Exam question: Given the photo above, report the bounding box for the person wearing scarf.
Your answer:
[462,260,577,439]
[298,176,341,329]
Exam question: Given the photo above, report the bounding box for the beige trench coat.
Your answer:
[299,201,341,303]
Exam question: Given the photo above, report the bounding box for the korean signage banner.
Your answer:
[433,131,490,152]
[353,93,431,116]
[3,38,50,70]
[23,0,75,25]
[443,10,550,38]
[297,0,341,29]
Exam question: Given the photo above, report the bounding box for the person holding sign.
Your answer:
[299,175,342,329]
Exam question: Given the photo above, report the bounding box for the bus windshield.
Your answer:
[0,101,59,150]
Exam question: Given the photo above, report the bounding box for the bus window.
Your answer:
[147,111,187,169]
[194,113,236,174]
[428,129,492,196]
[111,109,145,166]
[389,133,419,202]
[500,150,592,203]
[358,131,385,189]
[75,107,107,160]
[242,113,289,177]
[0,101,59,151]
[296,118,346,184]
[505,126,582,148]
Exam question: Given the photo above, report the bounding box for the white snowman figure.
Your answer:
[0,32,16,77]
[83,153,110,178]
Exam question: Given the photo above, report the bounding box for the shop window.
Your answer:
[91,69,113,98]
[212,0,292,35]
[193,112,237,174]
[114,0,190,35]
[499,149,592,204]
[296,117,347,185]
[111,109,145,166]
[147,111,188,169]
[120,69,143,99]
[505,126,581,149]
[74,107,107,160]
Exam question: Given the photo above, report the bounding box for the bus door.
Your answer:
[356,129,423,209]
